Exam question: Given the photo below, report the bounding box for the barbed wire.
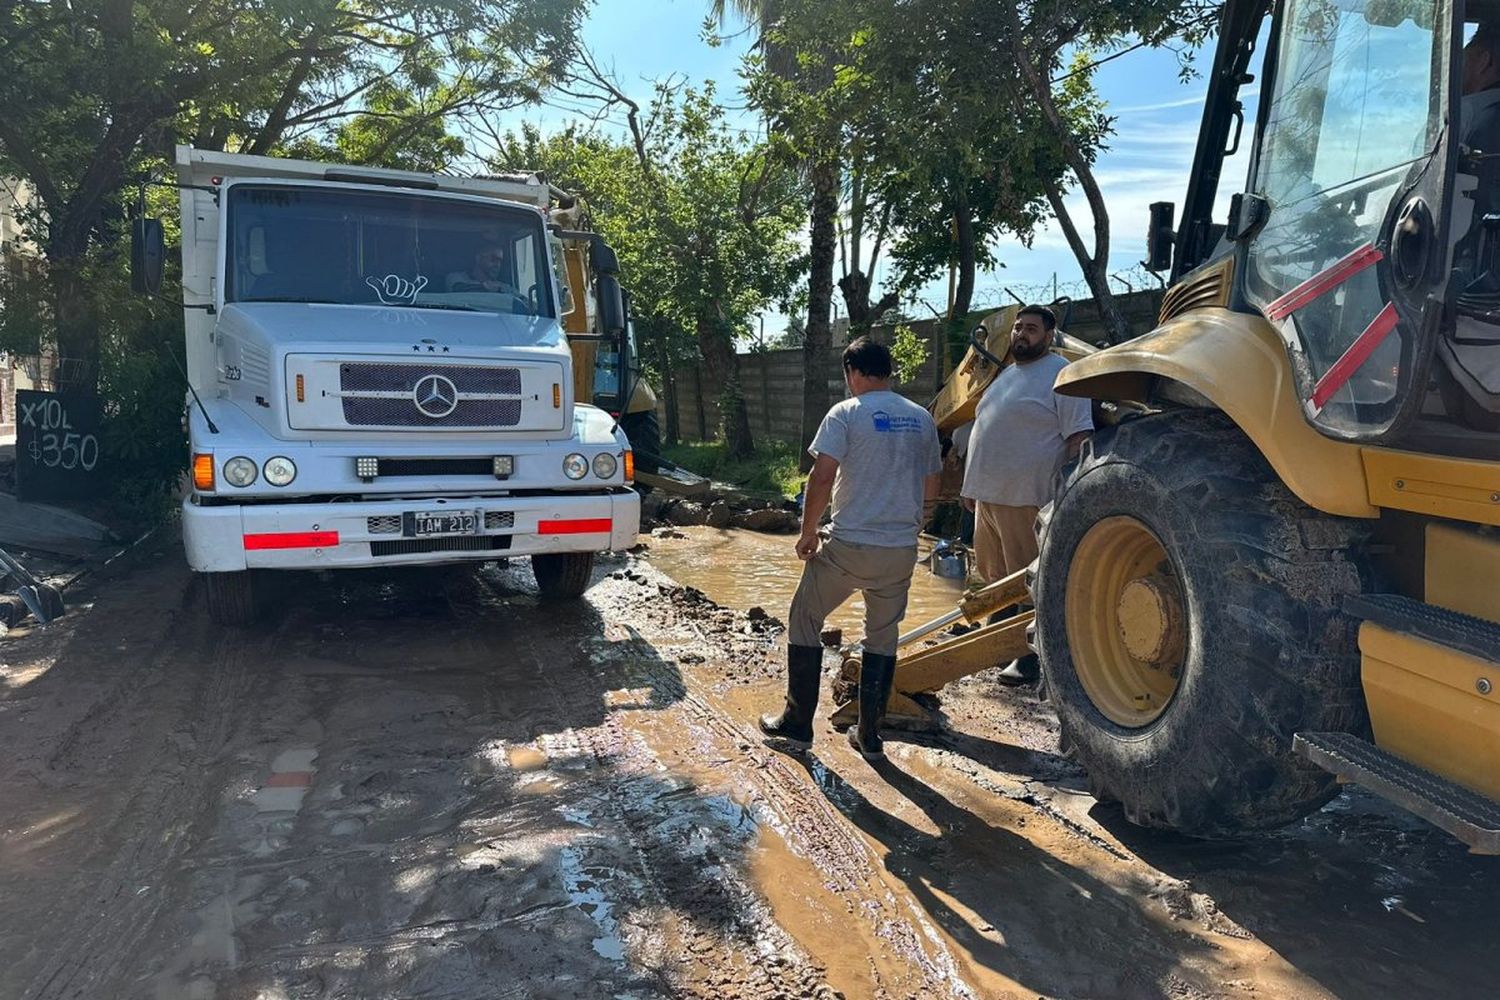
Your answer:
[890,263,1165,321]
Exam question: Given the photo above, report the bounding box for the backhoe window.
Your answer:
[1247,0,1444,430]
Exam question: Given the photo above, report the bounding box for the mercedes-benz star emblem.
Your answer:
[413,373,459,418]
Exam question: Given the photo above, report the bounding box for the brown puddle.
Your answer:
[505,746,549,772]
[645,527,966,638]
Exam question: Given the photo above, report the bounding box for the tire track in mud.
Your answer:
[20,595,267,1000]
[464,581,833,999]
[594,569,980,999]
[674,688,979,1000]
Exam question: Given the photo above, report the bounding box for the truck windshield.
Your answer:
[225,184,556,319]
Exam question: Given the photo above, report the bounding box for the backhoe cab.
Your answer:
[1031,0,1500,849]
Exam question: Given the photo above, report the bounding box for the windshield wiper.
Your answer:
[243,296,344,304]
[404,302,485,312]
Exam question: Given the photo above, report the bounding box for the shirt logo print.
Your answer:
[871,410,924,433]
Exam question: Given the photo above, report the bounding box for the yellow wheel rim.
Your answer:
[1064,516,1186,727]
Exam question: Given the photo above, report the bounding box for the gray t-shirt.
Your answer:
[809,390,942,548]
[962,353,1093,507]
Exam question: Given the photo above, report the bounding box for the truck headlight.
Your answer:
[563,453,589,480]
[223,456,258,487]
[592,453,618,479]
[263,456,297,486]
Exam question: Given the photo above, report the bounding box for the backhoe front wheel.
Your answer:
[1032,411,1374,837]
[531,552,596,599]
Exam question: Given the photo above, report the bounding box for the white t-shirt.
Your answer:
[809,390,942,548]
[961,353,1092,508]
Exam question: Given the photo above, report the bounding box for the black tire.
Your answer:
[204,571,257,625]
[620,408,662,474]
[1031,410,1374,837]
[532,551,596,599]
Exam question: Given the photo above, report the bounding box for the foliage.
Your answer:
[0,250,186,527]
[660,440,803,499]
[0,0,589,384]
[991,0,1219,341]
[888,325,929,386]
[97,312,188,528]
[491,87,805,458]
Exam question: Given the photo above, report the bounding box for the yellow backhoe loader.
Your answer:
[845,0,1500,853]
[545,196,662,469]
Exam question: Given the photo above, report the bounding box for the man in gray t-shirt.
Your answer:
[760,338,942,761]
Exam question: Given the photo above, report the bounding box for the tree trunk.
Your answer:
[655,331,680,445]
[1041,176,1131,344]
[837,269,899,335]
[802,157,840,471]
[697,315,754,460]
[1003,6,1131,346]
[952,196,977,321]
[47,252,100,393]
[939,197,979,392]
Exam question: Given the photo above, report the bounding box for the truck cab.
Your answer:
[152,146,639,623]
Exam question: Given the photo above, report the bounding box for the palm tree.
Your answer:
[712,0,839,471]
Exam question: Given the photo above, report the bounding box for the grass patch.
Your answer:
[660,439,803,499]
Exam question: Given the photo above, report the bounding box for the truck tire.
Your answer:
[620,409,662,474]
[204,571,257,625]
[1030,410,1373,837]
[532,552,595,599]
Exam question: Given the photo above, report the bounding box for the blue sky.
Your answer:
[483,1,1259,329]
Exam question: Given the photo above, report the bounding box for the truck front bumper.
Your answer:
[183,490,640,572]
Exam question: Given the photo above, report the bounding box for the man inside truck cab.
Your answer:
[446,241,517,294]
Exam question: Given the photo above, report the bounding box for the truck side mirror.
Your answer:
[597,273,625,336]
[591,237,620,277]
[131,218,165,294]
[1146,201,1175,273]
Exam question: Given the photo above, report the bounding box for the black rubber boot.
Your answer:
[759,644,823,749]
[848,650,897,760]
[996,653,1040,686]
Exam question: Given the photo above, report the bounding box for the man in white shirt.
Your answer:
[960,305,1091,684]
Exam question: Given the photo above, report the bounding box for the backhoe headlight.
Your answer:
[592,453,618,479]
[563,453,589,480]
[263,456,297,486]
[223,456,258,487]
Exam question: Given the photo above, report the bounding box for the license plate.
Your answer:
[403,509,479,537]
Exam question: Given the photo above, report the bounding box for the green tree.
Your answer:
[0,0,587,388]
[995,1,1218,342]
[493,87,803,459]
[716,0,845,469]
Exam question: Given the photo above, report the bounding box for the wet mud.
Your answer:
[0,533,1493,999]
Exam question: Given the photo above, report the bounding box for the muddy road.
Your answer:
[0,533,1494,1000]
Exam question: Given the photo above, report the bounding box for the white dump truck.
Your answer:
[132,145,640,623]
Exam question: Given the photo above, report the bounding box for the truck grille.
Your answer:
[340,363,521,395]
[369,536,512,557]
[338,363,523,427]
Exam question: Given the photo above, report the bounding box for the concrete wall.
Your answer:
[662,289,1164,448]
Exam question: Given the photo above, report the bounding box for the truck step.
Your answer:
[1345,593,1500,663]
[1294,731,1500,854]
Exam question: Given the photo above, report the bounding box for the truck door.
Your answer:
[1239,0,1458,440]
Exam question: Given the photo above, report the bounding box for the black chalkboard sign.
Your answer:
[15,389,104,503]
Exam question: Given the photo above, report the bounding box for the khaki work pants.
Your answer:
[973,501,1040,585]
[788,537,918,656]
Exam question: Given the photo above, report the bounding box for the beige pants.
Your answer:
[973,501,1040,585]
[788,537,917,655]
